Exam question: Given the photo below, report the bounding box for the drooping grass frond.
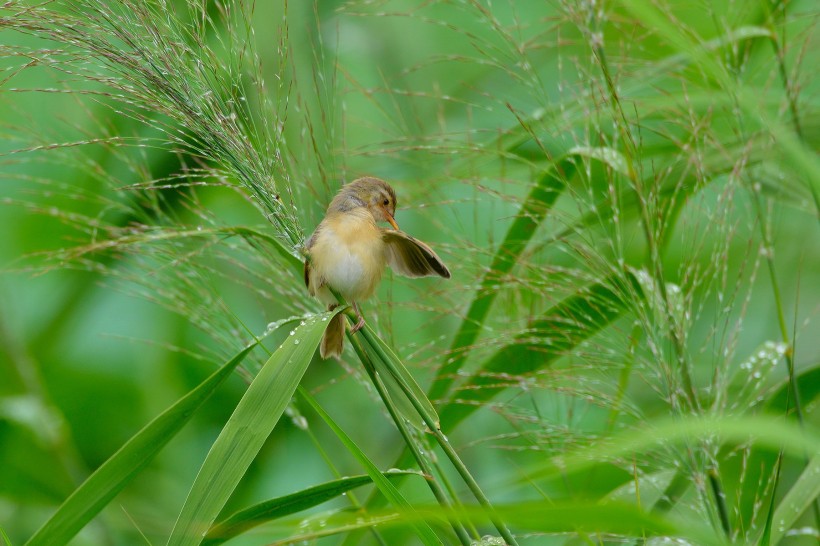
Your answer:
[2,0,303,253]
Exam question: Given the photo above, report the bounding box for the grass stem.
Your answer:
[359,326,519,546]
[347,330,473,545]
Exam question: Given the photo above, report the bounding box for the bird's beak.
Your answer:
[383,207,399,230]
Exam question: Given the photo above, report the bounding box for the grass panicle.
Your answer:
[1,1,817,545]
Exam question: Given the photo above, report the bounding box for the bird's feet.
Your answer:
[350,302,366,333]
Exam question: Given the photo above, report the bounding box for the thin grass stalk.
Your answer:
[358,326,520,546]
[759,451,784,546]
[707,470,730,536]
[327,293,479,544]
[297,387,441,546]
[725,6,820,526]
[586,10,733,537]
[762,1,820,222]
[589,40,697,413]
[346,331,473,546]
[749,188,820,533]
[296,397,390,546]
[427,449,482,541]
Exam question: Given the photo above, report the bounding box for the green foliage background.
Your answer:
[0,0,818,545]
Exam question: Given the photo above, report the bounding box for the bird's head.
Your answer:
[329,177,399,229]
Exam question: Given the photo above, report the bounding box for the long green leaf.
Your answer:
[166,308,343,546]
[439,271,641,430]
[203,471,417,546]
[300,389,443,546]
[276,501,702,545]
[429,146,633,407]
[525,415,820,484]
[427,160,575,402]
[766,453,820,545]
[269,511,402,546]
[25,344,256,546]
[360,324,440,430]
[452,501,679,538]
[765,365,820,411]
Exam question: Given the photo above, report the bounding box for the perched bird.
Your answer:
[304,177,450,359]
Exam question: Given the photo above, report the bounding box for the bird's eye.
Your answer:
[383,199,390,206]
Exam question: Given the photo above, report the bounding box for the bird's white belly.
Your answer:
[310,218,386,302]
[325,248,369,296]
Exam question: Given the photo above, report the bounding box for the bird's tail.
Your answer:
[320,307,345,359]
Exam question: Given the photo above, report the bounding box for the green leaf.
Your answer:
[203,471,418,546]
[24,344,256,546]
[766,454,820,545]
[568,146,630,176]
[525,415,820,484]
[765,364,820,412]
[270,501,689,546]
[273,511,404,545]
[438,271,641,430]
[360,325,439,430]
[428,159,575,402]
[471,501,679,537]
[226,226,303,271]
[285,501,702,545]
[300,389,443,546]
[166,308,344,546]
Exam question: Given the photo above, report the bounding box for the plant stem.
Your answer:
[359,327,519,546]
[430,452,482,540]
[708,469,731,536]
[762,0,820,223]
[298,399,389,546]
[591,41,697,413]
[346,331,473,546]
[587,12,728,540]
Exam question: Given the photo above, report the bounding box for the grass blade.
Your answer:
[24,344,257,546]
[269,512,402,546]
[360,324,440,430]
[765,365,820,412]
[166,308,344,546]
[428,160,575,401]
[439,271,640,430]
[203,471,417,545]
[766,453,820,545]
[525,415,820,484]
[300,389,444,546]
[270,501,686,546]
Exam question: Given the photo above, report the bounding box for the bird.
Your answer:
[304,177,451,359]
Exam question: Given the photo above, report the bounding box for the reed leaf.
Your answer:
[203,471,418,546]
[428,160,575,402]
[25,344,256,546]
[300,389,443,546]
[439,270,641,430]
[166,308,343,546]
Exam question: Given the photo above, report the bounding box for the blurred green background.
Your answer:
[1,0,818,544]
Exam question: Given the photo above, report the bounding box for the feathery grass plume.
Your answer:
[2,0,303,253]
[1,0,818,545]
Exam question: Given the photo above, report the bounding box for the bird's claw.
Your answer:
[350,317,366,333]
[349,302,366,333]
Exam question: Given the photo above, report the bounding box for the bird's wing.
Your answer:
[304,227,321,291]
[383,229,451,279]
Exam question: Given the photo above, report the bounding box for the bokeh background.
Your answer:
[1,1,818,545]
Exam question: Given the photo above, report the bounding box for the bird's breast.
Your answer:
[309,213,386,302]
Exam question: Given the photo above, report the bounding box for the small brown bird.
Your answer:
[304,177,450,359]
